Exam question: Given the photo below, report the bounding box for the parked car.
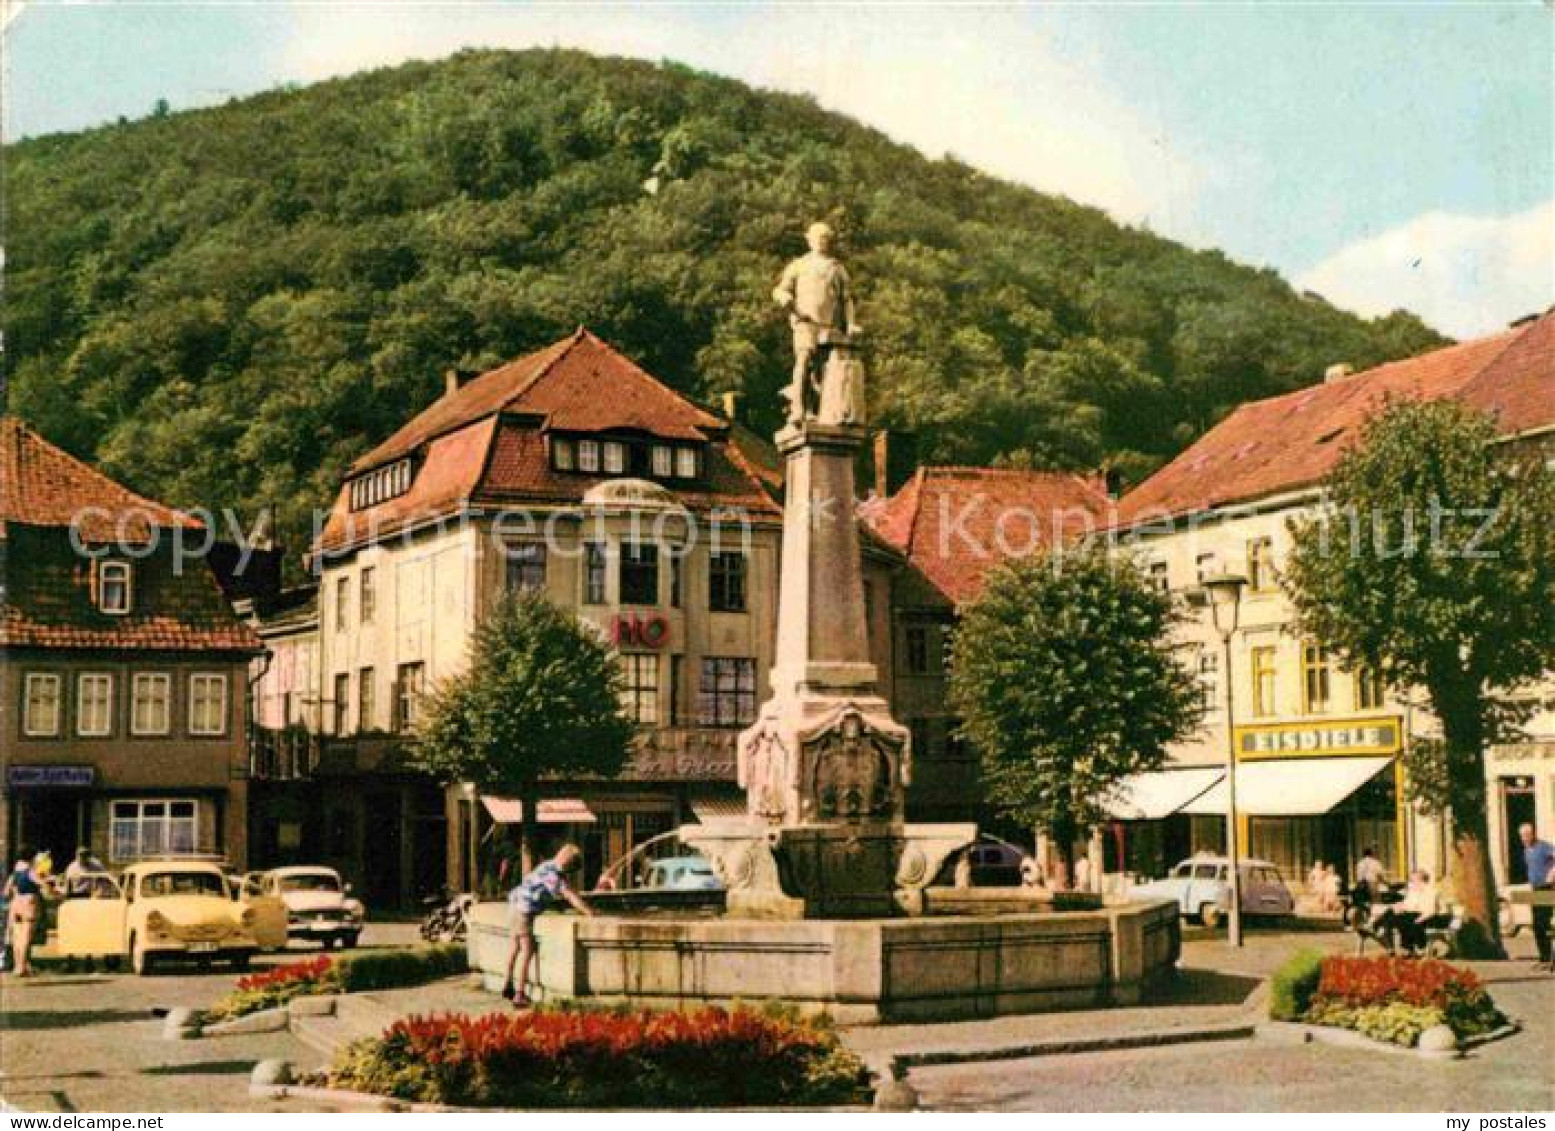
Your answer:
[642,856,723,892]
[1131,856,1295,926]
[55,859,288,974]
[257,866,366,949]
[963,841,1026,887]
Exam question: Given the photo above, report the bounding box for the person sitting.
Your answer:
[1373,869,1441,954]
[63,847,106,899]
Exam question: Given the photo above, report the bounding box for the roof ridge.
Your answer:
[499,328,590,413]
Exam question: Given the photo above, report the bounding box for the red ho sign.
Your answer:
[613,613,670,649]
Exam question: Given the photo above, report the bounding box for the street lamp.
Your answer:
[1203,571,1247,948]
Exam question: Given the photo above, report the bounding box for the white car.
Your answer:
[253,866,366,949]
[1131,856,1295,926]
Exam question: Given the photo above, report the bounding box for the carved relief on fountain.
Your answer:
[801,705,906,823]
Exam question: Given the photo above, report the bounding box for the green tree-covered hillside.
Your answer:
[5,48,1443,551]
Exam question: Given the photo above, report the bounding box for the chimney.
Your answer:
[1095,466,1124,500]
[721,391,743,423]
[872,429,918,498]
[1324,363,1355,384]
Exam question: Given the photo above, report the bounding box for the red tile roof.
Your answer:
[351,329,724,474]
[1116,311,1555,526]
[862,467,1113,605]
[315,330,780,555]
[0,421,261,653]
[0,416,198,542]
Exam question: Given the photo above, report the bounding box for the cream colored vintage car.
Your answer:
[56,859,288,974]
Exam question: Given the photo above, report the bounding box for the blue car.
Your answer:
[642,856,724,892]
[1132,856,1294,926]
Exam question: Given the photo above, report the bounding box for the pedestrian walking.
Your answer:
[1518,823,1554,969]
[4,847,45,977]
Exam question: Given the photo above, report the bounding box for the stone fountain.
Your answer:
[466,223,1179,1021]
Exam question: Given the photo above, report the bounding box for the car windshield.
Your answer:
[141,871,227,898]
[1193,864,1220,880]
[1173,863,1193,878]
[281,874,340,892]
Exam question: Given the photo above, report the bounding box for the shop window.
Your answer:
[77,673,114,737]
[131,673,172,736]
[621,654,660,724]
[1250,646,1277,718]
[697,657,756,727]
[111,799,197,861]
[504,542,547,593]
[709,551,747,613]
[1301,643,1333,715]
[1246,537,1276,593]
[97,561,132,614]
[22,673,61,737]
[584,542,607,605]
[619,543,659,606]
[189,673,229,736]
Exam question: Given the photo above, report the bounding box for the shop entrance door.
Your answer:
[1502,778,1537,883]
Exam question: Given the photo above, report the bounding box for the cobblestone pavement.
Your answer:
[909,930,1555,1112]
[0,920,424,1113]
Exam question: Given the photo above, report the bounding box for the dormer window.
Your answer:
[651,445,673,477]
[348,458,413,511]
[603,441,627,475]
[675,446,699,480]
[98,561,132,615]
[578,440,601,473]
[552,437,576,471]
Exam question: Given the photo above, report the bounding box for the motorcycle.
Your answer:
[419,885,474,943]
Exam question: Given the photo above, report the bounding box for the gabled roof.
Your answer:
[316,330,780,555]
[0,416,197,542]
[1115,310,1555,526]
[861,466,1112,605]
[351,328,725,474]
[0,419,260,653]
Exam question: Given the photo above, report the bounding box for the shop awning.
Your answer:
[688,795,748,822]
[1179,757,1394,817]
[481,797,596,825]
[1102,767,1225,820]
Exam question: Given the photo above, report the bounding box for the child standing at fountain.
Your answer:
[501,843,595,1008]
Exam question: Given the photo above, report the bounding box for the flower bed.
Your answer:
[327,1005,872,1108]
[1270,953,1504,1048]
[205,945,465,1022]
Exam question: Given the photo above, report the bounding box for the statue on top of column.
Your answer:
[773,222,862,426]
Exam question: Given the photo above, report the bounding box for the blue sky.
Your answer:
[6,2,1552,337]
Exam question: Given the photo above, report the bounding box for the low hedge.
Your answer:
[1293,955,1504,1047]
[1268,949,1325,1021]
[329,1003,872,1108]
[205,945,466,1022]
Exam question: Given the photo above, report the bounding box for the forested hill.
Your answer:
[6,48,1443,555]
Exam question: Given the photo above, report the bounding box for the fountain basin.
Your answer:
[467,898,1180,1024]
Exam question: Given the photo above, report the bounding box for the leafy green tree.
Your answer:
[409,589,636,873]
[949,549,1203,881]
[1284,399,1555,952]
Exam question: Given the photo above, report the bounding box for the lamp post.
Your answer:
[1204,572,1247,948]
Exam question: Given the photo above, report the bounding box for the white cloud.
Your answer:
[1298,201,1555,340]
[274,6,1200,228]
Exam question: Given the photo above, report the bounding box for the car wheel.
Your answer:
[130,933,153,977]
[343,932,360,950]
[1199,904,1221,928]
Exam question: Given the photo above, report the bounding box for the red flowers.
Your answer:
[235,954,335,994]
[1315,955,1480,1009]
[332,1005,872,1107]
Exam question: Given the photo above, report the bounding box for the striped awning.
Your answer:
[1179,757,1393,817]
[1102,768,1225,820]
[481,796,596,825]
